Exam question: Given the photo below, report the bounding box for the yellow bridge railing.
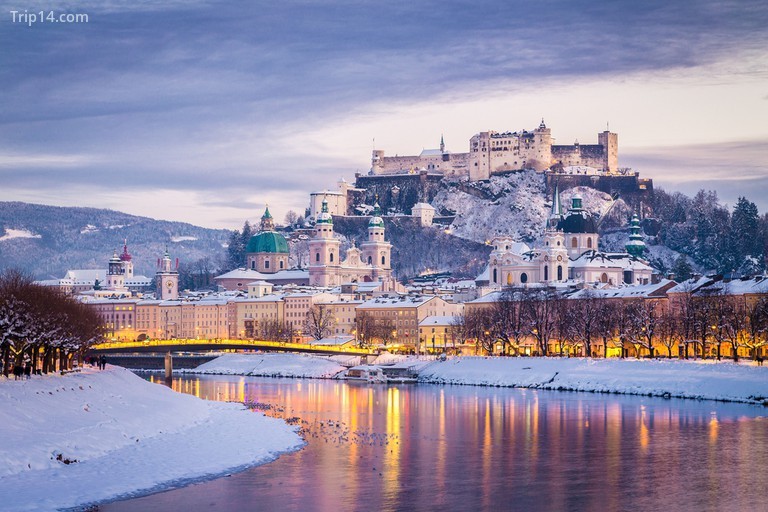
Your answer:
[92,338,377,356]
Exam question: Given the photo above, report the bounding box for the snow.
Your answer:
[0,366,302,512]
[170,236,198,242]
[0,229,42,242]
[188,353,346,378]
[417,357,768,404]
[191,353,768,405]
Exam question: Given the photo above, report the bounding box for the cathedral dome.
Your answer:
[558,212,597,234]
[558,195,597,234]
[369,202,384,228]
[246,231,289,254]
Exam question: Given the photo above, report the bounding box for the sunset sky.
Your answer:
[1,0,766,229]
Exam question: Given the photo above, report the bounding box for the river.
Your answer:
[101,374,768,512]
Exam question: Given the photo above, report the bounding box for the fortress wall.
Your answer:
[552,145,607,170]
[545,173,653,212]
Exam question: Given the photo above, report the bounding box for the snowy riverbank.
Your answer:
[416,357,768,404]
[190,352,768,405]
[188,352,347,378]
[0,366,303,512]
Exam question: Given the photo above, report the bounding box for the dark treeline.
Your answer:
[0,270,104,376]
[455,286,768,361]
[651,190,766,277]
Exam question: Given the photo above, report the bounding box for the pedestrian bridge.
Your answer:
[92,338,378,356]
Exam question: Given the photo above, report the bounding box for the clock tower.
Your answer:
[156,247,179,300]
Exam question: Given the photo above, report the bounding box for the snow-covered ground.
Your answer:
[417,357,768,404]
[0,366,303,512]
[0,228,42,242]
[188,353,346,378]
[193,352,768,405]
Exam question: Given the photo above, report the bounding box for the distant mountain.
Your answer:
[0,202,230,279]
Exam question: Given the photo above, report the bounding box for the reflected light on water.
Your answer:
[116,374,768,512]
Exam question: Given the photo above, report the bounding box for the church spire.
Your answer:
[548,183,563,228]
[625,213,646,258]
[260,204,275,232]
[440,134,445,153]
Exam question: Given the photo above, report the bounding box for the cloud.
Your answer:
[624,138,768,211]
[0,0,766,227]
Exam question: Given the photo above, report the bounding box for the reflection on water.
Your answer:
[106,374,768,512]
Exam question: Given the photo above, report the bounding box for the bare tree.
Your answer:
[744,296,768,360]
[524,287,559,356]
[303,305,336,340]
[595,299,618,358]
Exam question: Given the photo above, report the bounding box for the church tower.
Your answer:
[360,202,392,281]
[107,250,125,291]
[308,198,341,286]
[119,240,134,279]
[625,214,646,258]
[540,230,568,283]
[156,247,179,300]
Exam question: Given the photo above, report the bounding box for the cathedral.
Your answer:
[486,188,652,289]
[308,199,394,287]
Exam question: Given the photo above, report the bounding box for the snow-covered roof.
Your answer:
[419,316,458,327]
[215,268,309,280]
[568,279,675,300]
[419,149,443,157]
[312,335,355,346]
[570,251,652,271]
[358,295,436,309]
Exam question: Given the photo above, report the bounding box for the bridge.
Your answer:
[92,338,378,356]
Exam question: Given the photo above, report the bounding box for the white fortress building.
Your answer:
[371,121,619,181]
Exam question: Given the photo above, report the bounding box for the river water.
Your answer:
[102,374,768,512]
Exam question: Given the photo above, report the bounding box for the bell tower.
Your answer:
[156,247,179,300]
[360,202,392,281]
[308,198,341,286]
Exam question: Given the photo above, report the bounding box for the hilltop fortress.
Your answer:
[371,120,618,180]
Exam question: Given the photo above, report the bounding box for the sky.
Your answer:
[1,0,766,229]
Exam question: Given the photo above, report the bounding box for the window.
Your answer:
[265,260,270,269]
[557,265,563,281]
[507,274,512,285]
[571,237,577,248]
[381,256,386,265]
[587,237,593,249]
[520,273,528,284]
[493,268,498,283]
[315,253,320,262]
[544,266,549,281]
[280,260,284,269]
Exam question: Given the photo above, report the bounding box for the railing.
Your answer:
[92,338,378,355]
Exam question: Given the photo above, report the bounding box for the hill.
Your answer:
[0,202,230,279]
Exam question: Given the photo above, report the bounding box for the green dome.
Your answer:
[246,231,289,254]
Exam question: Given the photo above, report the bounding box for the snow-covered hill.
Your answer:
[433,171,632,248]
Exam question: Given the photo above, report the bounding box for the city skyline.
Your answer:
[1,0,766,229]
